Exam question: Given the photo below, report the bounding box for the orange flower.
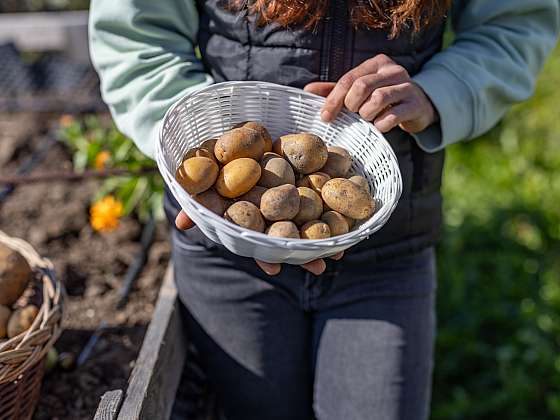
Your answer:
[59,114,75,128]
[94,151,111,170]
[90,196,124,232]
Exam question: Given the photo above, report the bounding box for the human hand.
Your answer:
[175,210,342,276]
[304,54,438,133]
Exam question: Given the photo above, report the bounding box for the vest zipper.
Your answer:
[320,0,349,82]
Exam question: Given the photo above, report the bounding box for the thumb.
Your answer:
[304,82,336,98]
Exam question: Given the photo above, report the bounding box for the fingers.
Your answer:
[329,251,344,261]
[302,259,326,275]
[304,82,336,98]
[374,101,421,133]
[357,82,412,121]
[255,260,282,276]
[175,210,195,230]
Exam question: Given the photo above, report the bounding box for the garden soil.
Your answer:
[0,113,171,419]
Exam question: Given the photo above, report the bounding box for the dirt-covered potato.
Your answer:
[194,189,230,215]
[214,127,265,164]
[224,201,265,232]
[258,152,295,188]
[276,133,328,174]
[296,172,331,195]
[322,178,375,219]
[321,211,350,236]
[293,187,323,226]
[344,215,355,229]
[237,185,267,208]
[0,305,11,338]
[176,156,219,195]
[7,304,39,338]
[200,138,218,153]
[348,175,370,193]
[260,184,300,221]
[321,146,352,178]
[0,244,32,306]
[233,121,273,153]
[215,158,261,198]
[300,220,331,240]
[266,221,300,239]
[185,138,218,163]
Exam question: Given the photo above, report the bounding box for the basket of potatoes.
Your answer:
[0,230,63,420]
[157,81,402,264]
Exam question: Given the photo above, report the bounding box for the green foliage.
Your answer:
[0,0,89,13]
[60,115,164,222]
[432,46,560,419]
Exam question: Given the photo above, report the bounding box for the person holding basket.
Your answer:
[89,1,559,419]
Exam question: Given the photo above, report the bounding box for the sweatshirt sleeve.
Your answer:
[89,0,213,158]
[412,0,560,152]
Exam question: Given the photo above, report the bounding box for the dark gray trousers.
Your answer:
[166,192,436,420]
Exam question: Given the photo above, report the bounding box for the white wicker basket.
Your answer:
[157,81,402,264]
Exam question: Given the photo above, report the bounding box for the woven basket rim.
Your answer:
[157,81,402,251]
[0,230,64,384]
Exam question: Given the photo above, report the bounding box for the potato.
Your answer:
[260,184,300,221]
[321,211,350,236]
[200,138,218,152]
[276,133,328,174]
[214,127,265,164]
[215,158,261,198]
[7,305,39,338]
[224,201,265,232]
[237,185,267,207]
[348,175,370,193]
[0,305,11,338]
[322,178,375,219]
[176,156,219,195]
[194,189,230,215]
[300,220,331,240]
[185,139,218,163]
[272,137,283,155]
[266,221,300,239]
[233,121,273,152]
[293,187,323,226]
[321,146,352,178]
[258,152,295,188]
[296,172,331,195]
[344,215,356,229]
[0,244,31,306]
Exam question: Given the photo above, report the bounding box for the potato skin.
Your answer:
[300,220,331,240]
[348,175,370,193]
[215,127,265,164]
[194,189,230,215]
[7,305,38,338]
[185,138,218,163]
[176,156,219,195]
[293,187,323,226]
[237,185,268,207]
[0,244,31,306]
[233,121,273,152]
[0,305,11,338]
[321,178,375,219]
[344,215,355,229]
[321,146,352,178]
[224,201,265,232]
[321,211,350,236]
[260,184,300,221]
[258,152,295,188]
[277,133,328,174]
[215,158,261,198]
[296,172,331,195]
[266,221,300,239]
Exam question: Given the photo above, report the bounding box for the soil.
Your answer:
[0,113,171,419]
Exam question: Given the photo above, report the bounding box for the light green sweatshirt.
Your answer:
[89,0,559,158]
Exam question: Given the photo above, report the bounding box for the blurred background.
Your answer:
[0,1,558,419]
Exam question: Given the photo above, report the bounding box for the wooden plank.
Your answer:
[94,390,123,420]
[117,266,187,420]
[0,11,89,62]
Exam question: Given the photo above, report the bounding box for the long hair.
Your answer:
[227,0,451,38]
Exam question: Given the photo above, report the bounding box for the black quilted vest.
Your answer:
[196,0,446,260]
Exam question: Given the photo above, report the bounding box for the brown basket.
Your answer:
[0,230,64,420]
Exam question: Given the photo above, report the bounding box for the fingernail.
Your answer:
[321,110,332,122]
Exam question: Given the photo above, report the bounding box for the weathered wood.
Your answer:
[94,390,123,420]
[117,266,187,420]
[0,11,89,62]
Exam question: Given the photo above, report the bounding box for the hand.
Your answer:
[175,210,342,276]
[304,54,438,133]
